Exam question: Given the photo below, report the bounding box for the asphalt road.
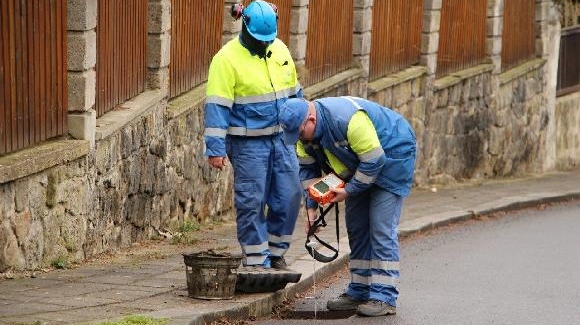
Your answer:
[253,200,580,325]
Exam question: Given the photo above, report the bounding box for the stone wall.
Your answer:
[0,94,233,271]
[555,91,580,169]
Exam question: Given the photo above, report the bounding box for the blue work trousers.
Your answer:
[227,134,302,266]
[345,186,403,306]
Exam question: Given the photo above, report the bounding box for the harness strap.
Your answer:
[304,202,340,263]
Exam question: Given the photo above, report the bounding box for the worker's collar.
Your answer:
[239,31,271,58]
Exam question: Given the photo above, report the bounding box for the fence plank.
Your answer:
[169,0,223,99]
[304,0,353,86]
[96,0,147,117]
[369,0,422,80]
[0,0,67,155]
[502,0,535,72]
[437,0,487,77]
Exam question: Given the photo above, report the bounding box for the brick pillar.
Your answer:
[487,0,504,74]
[420,0,442,96]
[223,0,242,45]
[67,0,97,146]
[289,0,309,68]
[353,0,372,76]
[147,0,171,96]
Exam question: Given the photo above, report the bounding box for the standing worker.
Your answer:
[204,0,303,269]
[279,96,417,316]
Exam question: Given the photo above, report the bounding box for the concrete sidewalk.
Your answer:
[1,170,579,325]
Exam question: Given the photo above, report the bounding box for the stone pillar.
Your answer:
[289,0,309,67]
[67,0,97,147]
[487,0,504,74]
[420,0,442,96]
[536,0,561,171]
[223,0,242,45]
[147,0,171,97]
[353,0,372,75]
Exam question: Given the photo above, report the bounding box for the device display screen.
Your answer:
[313,180,330,194]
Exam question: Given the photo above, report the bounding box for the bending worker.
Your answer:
[279,96,417,316]
[203,0,302,269]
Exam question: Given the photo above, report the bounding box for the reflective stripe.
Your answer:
[354,170,375,184]
[299,156,316,164]
[204,128,227,138]
[245,255,267,265]
[235,92,277,104]
[372,274,398,287]
[352,273,398,287]
[234,86,298,105]
[228,125,282,136]
[344,96,363,110]
[243,242,269,254]
[358,147,384,162]
[206,95,233,108]
[302,178,316,189]
[269,246,286,256]
[351,274,370,285]
[351,259,401,271]
[269,234,293,244]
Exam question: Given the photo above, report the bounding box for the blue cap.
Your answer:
[280,98,309,145]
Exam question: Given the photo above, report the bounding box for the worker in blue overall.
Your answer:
[204,1,303,269]
[279,96,417,316]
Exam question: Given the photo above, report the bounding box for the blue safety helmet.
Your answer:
[243,0,278,42]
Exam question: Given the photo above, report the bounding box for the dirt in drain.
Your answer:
[283,310,356,320]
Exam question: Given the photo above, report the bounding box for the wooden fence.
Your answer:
[369,0,423,81]
[501,0,536,72]
[0,0,67,155]
[304,0,354,87]
[170,0,291,99]
[170,0,223,99]
[96,0,147,117]
[437,0,487,77]
[557,26,580,96]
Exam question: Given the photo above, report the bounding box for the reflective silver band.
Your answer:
[204,128,227,138]
[245,255,267,265]
[269,246,286,256]
[354,170,375,184]
[350,259,401,271]
[269,234,293,244]
[243,242,269,254]
[352,273,398,287]
[206,95,233,108]
[234,86,300,105]
[358,147,384,162]
[228,125,282,136]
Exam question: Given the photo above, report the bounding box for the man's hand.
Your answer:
[208,156,228,170]
[330,187,348,203]
[304,208,319,234]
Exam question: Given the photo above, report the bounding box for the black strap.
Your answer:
[304,202,340,263]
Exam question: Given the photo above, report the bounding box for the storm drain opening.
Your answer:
[283,309,356,320]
